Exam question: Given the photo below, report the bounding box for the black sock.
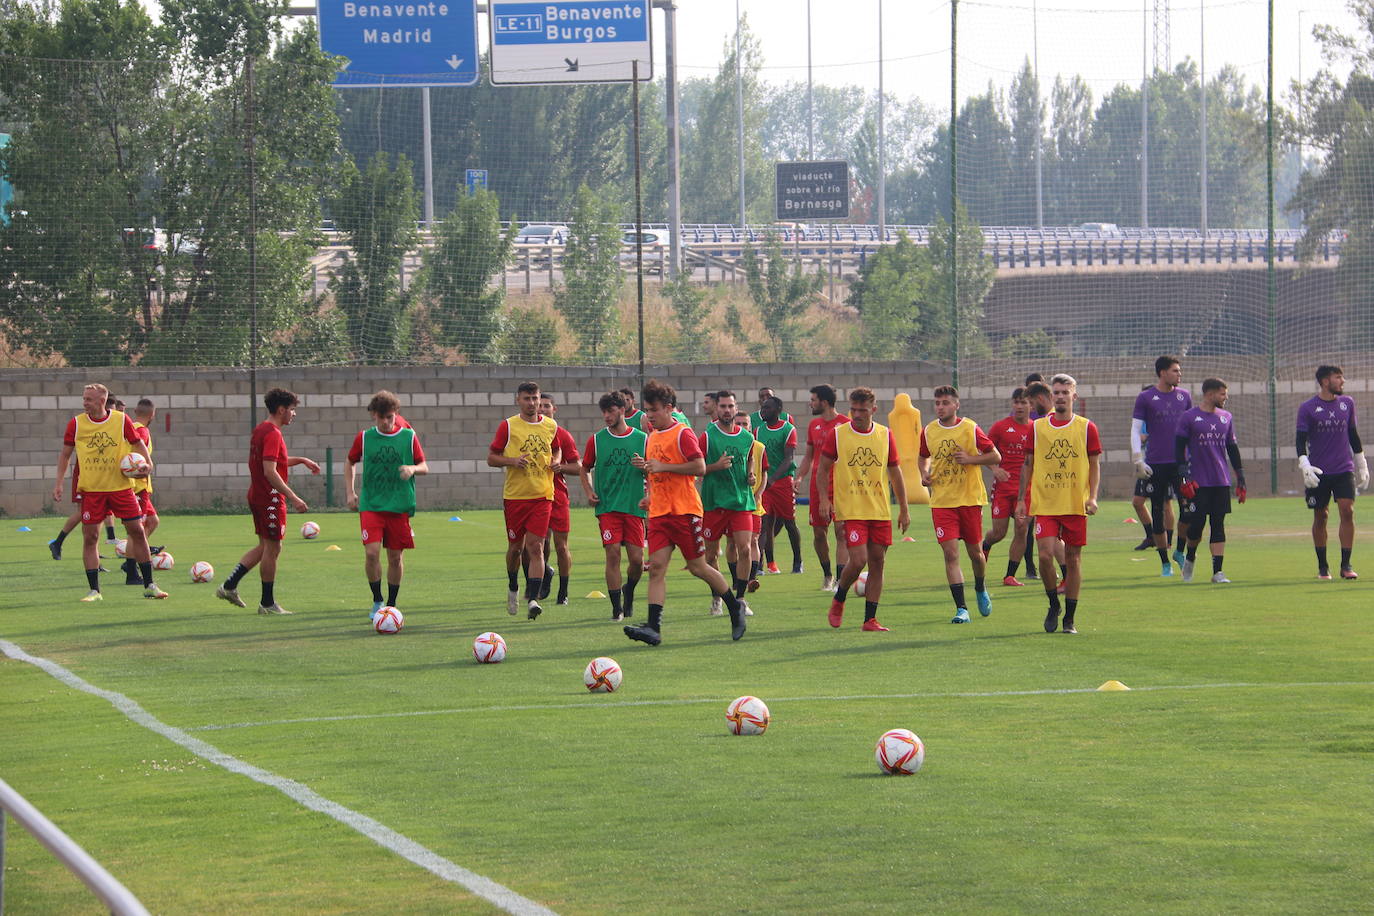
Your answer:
[981,538,991,556]
[1064,597,1078,622]
[225,563,249,589]
[864,600,879,621]
[1167,529,1174,546]
[55,529,70,547]
[647,603,663,631]
[623,577,639,613]
[718,590,741,614]
[949,582,966,609]
[1024,547,1037,576]
[764,543,775,563]
[138,561,153,587]
[526,577,540,602]
[86,568,100,591]
[750,560,761,579]
[1059,563,1067,580]
[821,560,832,578]
[1341,547,1353,569]
[1046,588,1061,612]
[370,580,384,602]
[733,577,747,599]
[974,576,986,593]
[609,588,623,615]
[1157,547,1170,564]
[507,569,518,592]
[105,524,116,541]
[261,581,275,607]
[1186,546,1197,561]
[1316,546,1329,572]
[387,583,400,606]
[835,582,851,602]
[540,571,554,599]
[1005,559,1020,578]
[1212,555,1224,574]
[557,575,569,602]
[836,563,846,583]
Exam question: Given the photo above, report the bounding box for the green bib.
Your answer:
[360,426,417,515]
[591,426,648,517]
[701,424,756,511]
[754,419,797,478]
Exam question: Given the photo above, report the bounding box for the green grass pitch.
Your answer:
[2,499,1372,914]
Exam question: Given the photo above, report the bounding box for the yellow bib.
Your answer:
[749,439,767,517]
[132,421,152,494]
[74,411,131,493]
[1029,414,1091,515]
[502,415,558,500]
[922,417,986,508]
[831,422,892,521]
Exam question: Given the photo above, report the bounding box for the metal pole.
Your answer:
[1267,0,1278,494]
[1141,0,1149,229]
[950,0,959,388]
[658,0,683,277]
[421,87,435,227]
[736,0,746,229]
[877,0,885,238]
[1033,0,1043,228]
[247,53,258,433]
[1200,0,1208,233]
[807,0,814,158]
[325,446,334,506]
[633,60,646,385]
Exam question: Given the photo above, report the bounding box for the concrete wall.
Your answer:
[1,360,1338,517]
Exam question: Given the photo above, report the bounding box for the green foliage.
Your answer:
[663,273,712,362]
[331,152,419,363]
[419,188,514,363]
[997,328,1064,361]
[265,307,351,366]
[498,305,560,365]
[741,234,822,361]
[553,185,623,363]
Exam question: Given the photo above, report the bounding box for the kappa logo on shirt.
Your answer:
[847,447,882,468]
[87,431,119,455]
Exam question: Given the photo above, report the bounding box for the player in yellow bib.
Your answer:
[1016,374,1102,634]
[918,386,1001,624]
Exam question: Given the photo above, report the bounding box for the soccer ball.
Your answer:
[875,728,925,775]
[583,657,622,692]
[190,561,215,583]
[113,538,130,558]
[854,570,869,597]
[152,552,174,571]
[119,453,149,477]
[725,695,770,735]
[300,521,320,539]
[373,606,403,634]
[473,632,507,663]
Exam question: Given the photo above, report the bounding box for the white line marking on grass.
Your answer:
[189,681,1374,732]
[0,638,558,916]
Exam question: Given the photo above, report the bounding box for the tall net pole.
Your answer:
[1266,0,1278,493]
[633,60,646,390]
[246,53,258,432]
[950,0,959,388]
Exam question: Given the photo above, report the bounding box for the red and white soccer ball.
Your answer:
[875,728,925,775]
[726,695,770,735]
[373,606,404,634]
[151,551,174,571]
[119,453,149,477]
[190,561,215,583]
[113,538,130,558]
[583,657,622,692]
[473,631,507,664]
[854,570,869,597]
[300,521,321,540]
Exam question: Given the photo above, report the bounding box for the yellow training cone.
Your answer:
[1097,680,1131,692]
[585,590,606,599]
[325,544,342,551]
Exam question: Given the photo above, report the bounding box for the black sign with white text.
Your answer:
[774,160,849,221]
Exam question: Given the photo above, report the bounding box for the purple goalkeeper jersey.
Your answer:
[1296,394,1357,474]
[1177,407,1237,487]
[1133,385,1193,465]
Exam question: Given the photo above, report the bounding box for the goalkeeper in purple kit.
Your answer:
[1173,378,1245,583]
[1296,365,1368,580]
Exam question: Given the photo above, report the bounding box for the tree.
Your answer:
[741,233,822,361]
[499,305,559,364]
[663,273,712,362]
[554,184,623,363]
[420,187,514,363]
[331,151,419,363]
[845,232,928,359]
[924,204,996,362]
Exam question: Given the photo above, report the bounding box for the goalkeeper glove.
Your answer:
[1298,455,1322,490]
[1235,469,1247,503]
[1179,479,1199,499]
[1356,453,1370,491]
[1132,453,1152,480]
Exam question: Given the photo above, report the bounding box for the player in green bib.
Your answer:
[345,391,428,620]
[581,391,649,622]
[754,395,803,574]
[749,386,792,431]
[700,391,758,615]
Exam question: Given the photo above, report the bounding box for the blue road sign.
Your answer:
[489,0,653,85]
[319,0,481,87]
[465,169,489,193]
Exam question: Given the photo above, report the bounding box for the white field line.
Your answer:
[0,638,558,916]
[189,680,1374,733]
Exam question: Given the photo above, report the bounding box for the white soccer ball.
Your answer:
[373,606,403,634]
[152,551,174,571]
[875,728,925,775]
[113,538,130,558]
[119,453,149,477]
[583,657,622,693]
[473,632,507,664]
[726,695,770,735]
[300,521,320,539]
[854,570,869,597]
[190,561,215,583]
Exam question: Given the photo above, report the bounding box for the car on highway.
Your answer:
[1077,222,1122,236]
[619,229,672,273]
[515,224,569,246]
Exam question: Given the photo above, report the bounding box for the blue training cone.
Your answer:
[17,526,32,532]
[449,516,463,522]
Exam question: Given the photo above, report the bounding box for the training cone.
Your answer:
[449,516,463,522]
[902,536,916,542]
[585,590,606,599]
[17,526,32,532]
[1123,517,1139,524]
[325,544,342,551]
[1097,680,1131,692]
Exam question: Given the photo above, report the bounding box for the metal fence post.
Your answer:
[325,446,334,507]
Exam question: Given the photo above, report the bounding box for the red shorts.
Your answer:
[136,491,157,517]
[80,489,141,524]
[703,508,755,541]
[752,513,762,535]
[844,519,892,547]
[360,510,415,550]
[550,493,571,534]
[251,492,286,541]
[505,498,552,542]
[762,477,796,519]
[808,482,837,527]
[648,514,705,560]
[989,488,1018,520]
[932,506,983,544]
[1034,514,1088,547]
[598,512,645,546]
